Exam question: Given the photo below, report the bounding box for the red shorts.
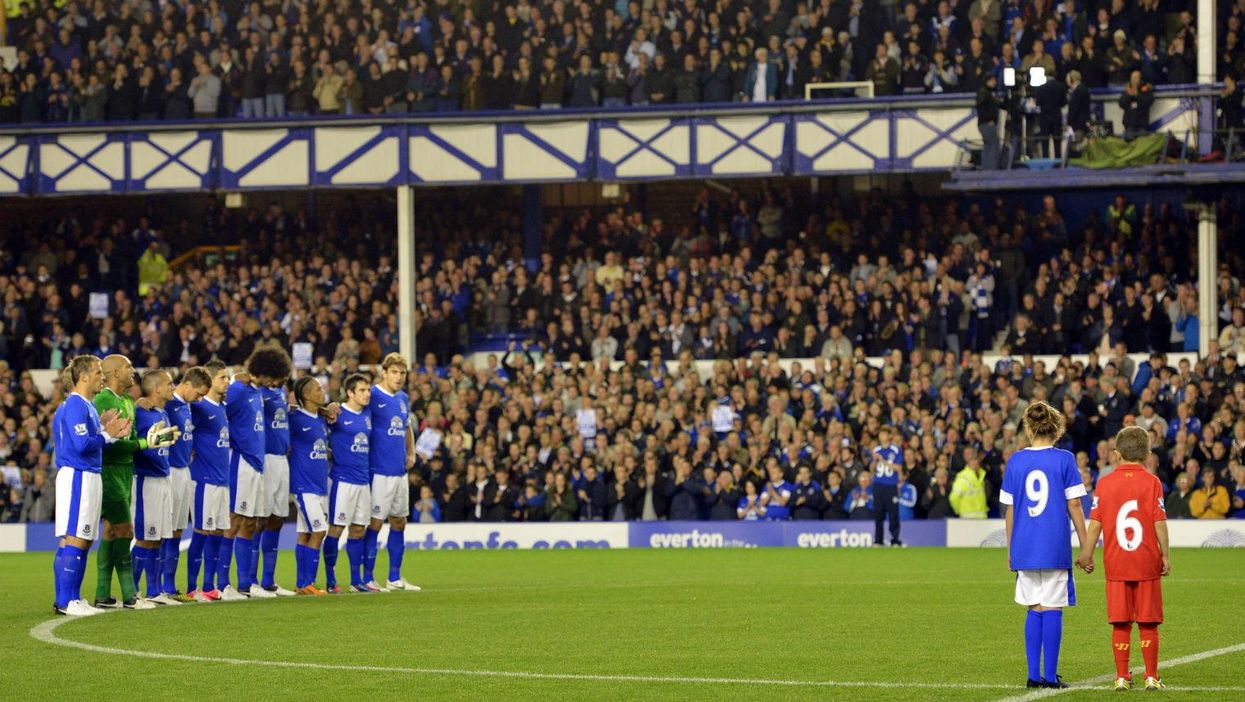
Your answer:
[1105,579,1164,624]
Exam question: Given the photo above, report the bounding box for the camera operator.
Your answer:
[976,73,1002,169]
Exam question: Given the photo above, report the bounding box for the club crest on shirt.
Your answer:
[82,524,91,535]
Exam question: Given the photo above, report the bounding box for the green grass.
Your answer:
[4,548,1243,701]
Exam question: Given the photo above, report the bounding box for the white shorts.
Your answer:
[264,454,290,517]
[132,475,173,541]
[55,467,102,540]
[169,467,193,532]
[230,451,266,517]
[370,474,410,520]
[1015,569,1077,608]
[295,493,329,533]
[328,480,370,527]
[193,481,230,531]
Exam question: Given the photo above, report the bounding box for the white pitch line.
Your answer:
[30,616,1015,691]
[992,642,1245,702]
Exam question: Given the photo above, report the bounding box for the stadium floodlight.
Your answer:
[1002,67,1016,88]
[1028,66,1047,88]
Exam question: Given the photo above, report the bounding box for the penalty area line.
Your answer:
[31,616,1012,691]
[992,642,1245,702]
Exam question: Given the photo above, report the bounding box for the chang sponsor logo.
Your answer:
[387,416,405,437]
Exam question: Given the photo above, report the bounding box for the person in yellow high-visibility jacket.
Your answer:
[950,451,990,519]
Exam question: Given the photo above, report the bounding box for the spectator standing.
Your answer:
[544,472,579,521]
[790,465,823,520]
[846,472,875,521]
[1189,467,1230,519]
[312,63,344,115]
[921,467,953,518]
[736,480,767,521]
[950,458,989,518]
[742,48,778,102]
[1119,70,1154,140]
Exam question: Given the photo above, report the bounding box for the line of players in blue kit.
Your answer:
[52,349,420,615]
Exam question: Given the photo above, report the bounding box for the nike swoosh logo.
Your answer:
[378,403,388,408]
[207,415,216,420]
[301,427,311,431]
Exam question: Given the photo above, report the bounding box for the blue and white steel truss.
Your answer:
[0,85,1219,196]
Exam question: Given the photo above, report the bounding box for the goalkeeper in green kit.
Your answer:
[93,355,179,609]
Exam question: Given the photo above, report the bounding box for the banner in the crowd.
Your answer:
[946,519,1245,548]
[7,519,1241,553]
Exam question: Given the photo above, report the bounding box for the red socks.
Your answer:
[1139,624,1159,679]
[1112,623,1132,678]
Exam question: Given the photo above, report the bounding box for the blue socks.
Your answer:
[131,545,161,597]
[187,532,205,592]
[250,535,261,586]
[323,535,339,589]
[234,536,252,591]
[387,529,404,582]
[203,534,221,591]
[363,529,379,584]
[162,538,180,594]
[260,530,279,589]
[295,544,319,588]
[1025,610,1043,681]
[218,536,234,589]
[1042,610,1064,683]
[345,537,364,587]
[53,545,87,608]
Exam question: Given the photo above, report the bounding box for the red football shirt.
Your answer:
[1089,464,1167,581]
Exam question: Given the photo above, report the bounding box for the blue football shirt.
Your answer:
[289,408,329,496]
[329,405,371,485]
[1000,446,1086,570]
[368,385,409,477]
[190,398,230,486]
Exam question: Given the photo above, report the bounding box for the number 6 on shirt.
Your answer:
[1116,500,1143,552]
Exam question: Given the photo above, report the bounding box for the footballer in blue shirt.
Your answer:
[288,376,332,596]
[326,373,375,593]
[161,366,210,601]
[254,349,294,596]
[52,356,132,616]
[1000,401,1091,690]
[870,427,904,545]
[188,361,232,601]
[130,370,183,606]
[365,354,420,592]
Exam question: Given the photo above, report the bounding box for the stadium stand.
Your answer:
[0,0,1236,123]
[1,186,1242,523]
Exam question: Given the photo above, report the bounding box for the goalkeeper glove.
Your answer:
[145,421,179,449]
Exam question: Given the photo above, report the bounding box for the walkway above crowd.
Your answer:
[1,0,1238,124]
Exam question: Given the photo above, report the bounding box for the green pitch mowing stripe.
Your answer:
[4,548,1243,702]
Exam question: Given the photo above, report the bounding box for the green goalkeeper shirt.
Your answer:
[94,387,148,468]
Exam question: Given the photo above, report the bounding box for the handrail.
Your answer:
[0,82,1219,136]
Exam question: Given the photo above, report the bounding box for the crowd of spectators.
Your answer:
[1,184,1245,523]
[0,0,1238,124]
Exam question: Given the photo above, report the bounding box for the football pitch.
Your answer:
[4,548,1243,701]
